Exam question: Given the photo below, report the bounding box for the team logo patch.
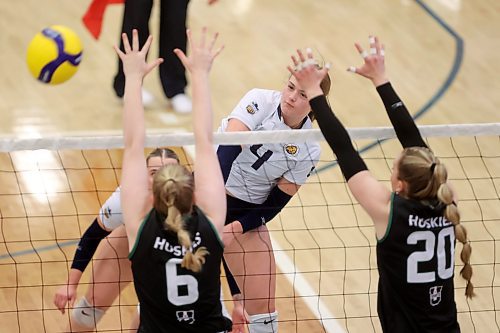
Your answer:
[103,206,111,219]
[246,101,259,114]
[429,285,442,306]
[176,310,195,324]
[284,144,299,156]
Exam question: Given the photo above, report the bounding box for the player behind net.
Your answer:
[117,28,231,332]
[287,36,473,332]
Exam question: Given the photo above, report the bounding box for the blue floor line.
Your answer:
[316,0,464,173]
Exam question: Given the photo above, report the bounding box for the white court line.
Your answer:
[271,237,346,333]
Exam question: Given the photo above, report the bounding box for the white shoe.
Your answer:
[170,93,192,114]
[142,89,155,107]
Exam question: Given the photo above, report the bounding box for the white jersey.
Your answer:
[98,187,123,230]
[219,88,320,204]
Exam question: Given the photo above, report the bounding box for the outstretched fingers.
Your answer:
[146,57,164,74]
[199,26,207,48]
[121,32,131,54]
[369,35,377,56]
[113,43,125,59]
[141,34,154,55]
[174,48,188,68]
[212,43,225,60]
[355,42,368,60]
[208,31,219,52]
[296,48,306,63]
[176,28,224,72]
[287,48,329,80]
[348,35,388,86]
[132,29,140,51]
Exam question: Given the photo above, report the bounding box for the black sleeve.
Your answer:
[71,218,111,272]
[376,82,427,148]
[217,145,242,183]
[310,95,368,181]
[238,185,292,233]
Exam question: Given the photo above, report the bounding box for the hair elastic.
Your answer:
[430,162,437,173]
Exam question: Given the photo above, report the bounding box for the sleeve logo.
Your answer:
[246,101,259,114]
[104,206,111,219]
[284,144,299,156]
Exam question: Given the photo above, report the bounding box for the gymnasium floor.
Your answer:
[1,0,499,332]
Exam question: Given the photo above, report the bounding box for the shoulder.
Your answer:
[222,89,281,132]
[307,142,321,160]
[238,88,281,115]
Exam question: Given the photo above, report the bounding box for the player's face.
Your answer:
[280,76,311,128]
[147,156,179,189]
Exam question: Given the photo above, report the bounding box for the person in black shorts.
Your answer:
[115,27,231,332]
[287,36,474,332]
[113,0,219,113]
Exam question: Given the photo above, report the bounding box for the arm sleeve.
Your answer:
[217,145,242,183]
[376,82,427,148]
[238,185,292,233]
[310,95,368,181]
[70,218,111,272]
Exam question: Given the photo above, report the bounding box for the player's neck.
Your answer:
[288,119,304,129]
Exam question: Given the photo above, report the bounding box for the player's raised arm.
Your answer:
[174,28,226,236]
[348,36,427,149]
[115,29,163,248]
[288,48,391,232]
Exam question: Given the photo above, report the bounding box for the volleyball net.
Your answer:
[0,123,499,332]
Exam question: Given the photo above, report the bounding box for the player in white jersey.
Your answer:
[221,89,321,204]
[53,148,179,332]
[218,69,331,333]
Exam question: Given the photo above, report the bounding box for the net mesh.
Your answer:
[0,123,499,332]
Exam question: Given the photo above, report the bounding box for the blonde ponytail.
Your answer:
[399,147,474,298]
[437,182,474,298]
[153,164,209,273]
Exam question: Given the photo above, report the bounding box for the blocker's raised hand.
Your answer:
[114,29,163,80]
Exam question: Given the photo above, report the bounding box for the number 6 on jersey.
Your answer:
[165,258,199,306]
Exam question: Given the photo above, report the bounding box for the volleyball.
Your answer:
[26,25,83,85]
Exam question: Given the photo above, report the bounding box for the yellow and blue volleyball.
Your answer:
[26,25,83,85]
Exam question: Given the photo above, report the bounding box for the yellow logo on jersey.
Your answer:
[246,101,259,114]
[284,144,299,156]
[104,207,111,219]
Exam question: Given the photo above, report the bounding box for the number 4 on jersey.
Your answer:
[250,144,273,170]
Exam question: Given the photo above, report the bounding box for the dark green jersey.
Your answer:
[130,206,232,333]
[376,193,460,333]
